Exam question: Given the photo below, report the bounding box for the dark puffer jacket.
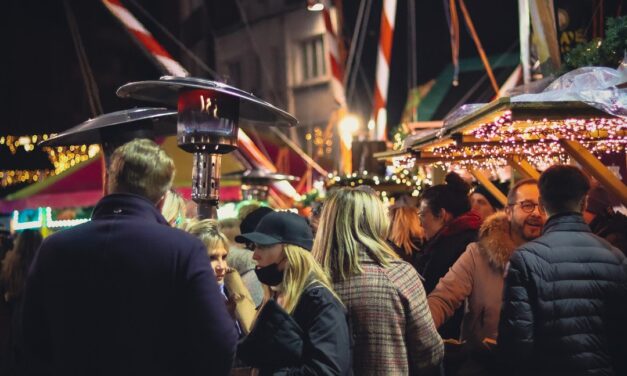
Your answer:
[498,213,627,376]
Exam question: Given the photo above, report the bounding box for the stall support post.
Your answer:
[560,139,627,206]
[507,156,540,180]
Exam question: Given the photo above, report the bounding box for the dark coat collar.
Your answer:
[542,212,590,235]
[92,193,169,225]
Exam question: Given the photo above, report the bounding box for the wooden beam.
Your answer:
[373,149,411,160]
[507,156,540,180]
[560,139,627,206]
[469,168,508,206]
[408,121,444,130]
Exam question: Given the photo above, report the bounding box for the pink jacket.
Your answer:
[427,212,516,346]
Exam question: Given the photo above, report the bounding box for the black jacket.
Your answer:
[498,213,627,376]
[238,283,351,375]
[417,211,480,339]
[21,194,237,376]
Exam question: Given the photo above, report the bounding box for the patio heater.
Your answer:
[222,170,299,202]
[116,76,298,218]
[39,107,177,168]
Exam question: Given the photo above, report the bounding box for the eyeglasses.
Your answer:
[510,200,544,214]
[244,242,256,251]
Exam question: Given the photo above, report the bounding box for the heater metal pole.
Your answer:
[192,153,221,219]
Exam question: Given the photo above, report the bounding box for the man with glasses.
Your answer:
[427,179,545,375]
[498,165,627,375]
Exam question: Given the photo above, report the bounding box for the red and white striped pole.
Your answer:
[101,0,299,200]
[373,0,397,141]
[321,2,346,107]
[101,0,189,77]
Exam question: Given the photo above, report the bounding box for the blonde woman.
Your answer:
[388,205,425,265]
[185,219,256,334]
[236,211,351,375]
[313,188,444,375]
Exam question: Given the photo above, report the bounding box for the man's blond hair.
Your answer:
[107,139,175,203]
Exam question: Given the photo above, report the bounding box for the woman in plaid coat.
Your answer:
[313,188,444,375]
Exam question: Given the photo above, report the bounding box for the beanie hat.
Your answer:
[472,184,504,210]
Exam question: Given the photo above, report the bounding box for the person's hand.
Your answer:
[225,297,237,319]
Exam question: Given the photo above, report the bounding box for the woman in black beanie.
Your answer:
[470,184,505,221]
[417,172,481,340]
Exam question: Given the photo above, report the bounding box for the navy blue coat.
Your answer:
[21,194,237,376]
[498,213,627,376]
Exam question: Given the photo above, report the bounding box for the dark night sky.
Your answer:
[2,0,519,135]
[1,0,519,185]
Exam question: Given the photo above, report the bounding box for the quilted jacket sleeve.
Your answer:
[497,249,534,366]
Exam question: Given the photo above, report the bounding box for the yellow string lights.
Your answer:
[1,134,101,187]
[326,166,429,199]
[421,110,626,170]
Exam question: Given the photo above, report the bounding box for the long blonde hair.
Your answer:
[278,244,339,314]
[312,188,399,282]
[388,206,424,256]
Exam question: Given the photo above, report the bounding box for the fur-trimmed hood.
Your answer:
[477,212,516,272]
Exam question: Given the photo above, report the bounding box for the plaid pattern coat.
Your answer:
[334,253,444,375]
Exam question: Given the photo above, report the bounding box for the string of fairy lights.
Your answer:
[421,111,626,170]
[472,111,626,142]
[0,134,101,187]
[325,165,432,200]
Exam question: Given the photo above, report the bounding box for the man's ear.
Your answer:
[440,208,452,222]
[103,174,110,195]
[505,204,513,221]
[578,195,587,213]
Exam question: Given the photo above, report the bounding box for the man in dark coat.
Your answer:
[498,165,627,376]
[21,139,237,376]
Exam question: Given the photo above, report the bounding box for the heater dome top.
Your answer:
[39,108,177,147]
[116,76,298,128]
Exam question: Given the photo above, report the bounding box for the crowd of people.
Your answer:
[0,138,626,376]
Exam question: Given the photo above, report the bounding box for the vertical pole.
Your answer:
[518,0,532,84]
[373,0,397,141]
[529,0,561,75]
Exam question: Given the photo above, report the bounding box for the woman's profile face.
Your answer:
[470,192,496,221]
[419,200,446,240]
[252,243,286,270]
[208,245,228,284]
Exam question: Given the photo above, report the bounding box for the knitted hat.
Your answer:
[472,184,505,210]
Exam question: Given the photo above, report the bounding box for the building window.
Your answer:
[299,36,326,82]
